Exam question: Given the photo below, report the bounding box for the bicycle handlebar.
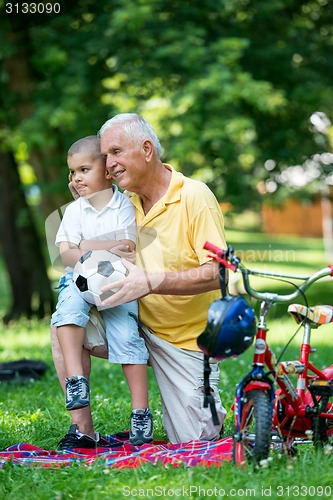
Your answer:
[204,241,333,304]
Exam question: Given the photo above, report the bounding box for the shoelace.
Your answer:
[57,432,81,448]
[131,412,151,432]
[67,379,85,400]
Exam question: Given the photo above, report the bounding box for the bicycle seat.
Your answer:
[288,304,333,325]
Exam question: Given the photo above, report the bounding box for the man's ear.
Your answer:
[105,168,113,179]
[142,139,154,161]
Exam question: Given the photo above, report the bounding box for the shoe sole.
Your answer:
[66,402,90,411]
[130,438,154,445]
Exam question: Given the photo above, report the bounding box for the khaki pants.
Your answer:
[85,310,227,444]
[141,326,226,444]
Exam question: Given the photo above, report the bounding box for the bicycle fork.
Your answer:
[234,301,275,431]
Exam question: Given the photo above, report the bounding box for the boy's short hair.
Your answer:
[68,136,102,160]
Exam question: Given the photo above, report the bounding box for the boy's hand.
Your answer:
[68,172,80,200]
[110,244,136,263]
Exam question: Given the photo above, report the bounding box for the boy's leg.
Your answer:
[102,302,152,444]
[51,273,92,373]
[57,324,85,377]
[101,301,148,365]
[122,364,149,409]
[52,275,93,411]
[122,364,153,445]
[141,326,227,444]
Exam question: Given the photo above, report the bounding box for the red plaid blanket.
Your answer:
[0,432,233,468]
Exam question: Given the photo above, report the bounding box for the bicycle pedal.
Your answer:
[309,379,333,395]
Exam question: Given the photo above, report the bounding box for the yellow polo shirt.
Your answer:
[130,164,227,351]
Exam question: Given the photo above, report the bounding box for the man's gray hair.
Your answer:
[98,113,162,158]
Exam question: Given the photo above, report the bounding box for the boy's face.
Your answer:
[67,153,112,198]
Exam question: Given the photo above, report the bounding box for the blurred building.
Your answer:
[262,193,333,237]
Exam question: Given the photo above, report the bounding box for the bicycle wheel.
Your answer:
[312,395,333,448]
[233,389,271,466]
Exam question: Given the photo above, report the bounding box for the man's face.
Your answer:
[100,125,146,192]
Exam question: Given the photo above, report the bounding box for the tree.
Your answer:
[89,0,333,208]
[0,151,55,323]
[1,0,333,319]
[3,0,333,208]
[0,2,114,320]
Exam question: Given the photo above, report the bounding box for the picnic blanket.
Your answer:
[0,432,233,468]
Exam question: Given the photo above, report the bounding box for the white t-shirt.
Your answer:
[56,185,136,259]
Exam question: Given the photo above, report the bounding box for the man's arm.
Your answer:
[151,260,220,294]
[100,259,220,308]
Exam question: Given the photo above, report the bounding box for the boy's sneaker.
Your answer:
[57,424,110,450]
[130,408,154,445]
[65,375,90,410]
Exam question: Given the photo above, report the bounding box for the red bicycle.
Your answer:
[204,242,333,466]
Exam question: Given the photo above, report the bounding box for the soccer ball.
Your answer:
[73,250,128,306]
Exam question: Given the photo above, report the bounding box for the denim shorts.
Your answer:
[51,273,148,364]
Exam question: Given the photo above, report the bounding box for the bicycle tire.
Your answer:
[233,389,271,466]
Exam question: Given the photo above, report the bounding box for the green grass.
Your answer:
[1,231,333,499]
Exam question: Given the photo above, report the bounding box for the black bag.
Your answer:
[0,359,48,381]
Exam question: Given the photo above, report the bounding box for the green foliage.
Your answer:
[1,0,333,212]
[1,229,333,497]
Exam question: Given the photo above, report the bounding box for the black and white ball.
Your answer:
[73,250,128,306]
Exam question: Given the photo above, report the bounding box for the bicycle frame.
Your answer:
[235,298,333,442]
[234,303,276,435]
[272,318,333,439]
[204,241,333,462]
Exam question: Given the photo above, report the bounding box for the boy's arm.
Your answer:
[59,241,81,268]
[59,239,135,268]
[79,239,135,253]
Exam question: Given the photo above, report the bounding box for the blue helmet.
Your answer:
[197,296,256,360]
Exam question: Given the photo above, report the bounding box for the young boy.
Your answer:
[51,136,153,446]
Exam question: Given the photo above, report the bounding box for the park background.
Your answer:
[0,0,333,498]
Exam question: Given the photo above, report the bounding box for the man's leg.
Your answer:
[142,327,227,444]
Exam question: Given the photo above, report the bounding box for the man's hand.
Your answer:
[100,260,159,307]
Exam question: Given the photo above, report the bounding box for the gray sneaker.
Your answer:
[65,376,90,410]
[130,408,154,445]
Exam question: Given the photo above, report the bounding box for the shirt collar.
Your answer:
[130,164,183,211]
[81,185,121,211]
[163,164,183,204]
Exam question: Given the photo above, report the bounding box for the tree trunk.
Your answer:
[0,151,55,323]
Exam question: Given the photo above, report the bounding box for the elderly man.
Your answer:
[52,113,227,447]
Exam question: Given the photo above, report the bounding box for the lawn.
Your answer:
[0,230,333,499]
